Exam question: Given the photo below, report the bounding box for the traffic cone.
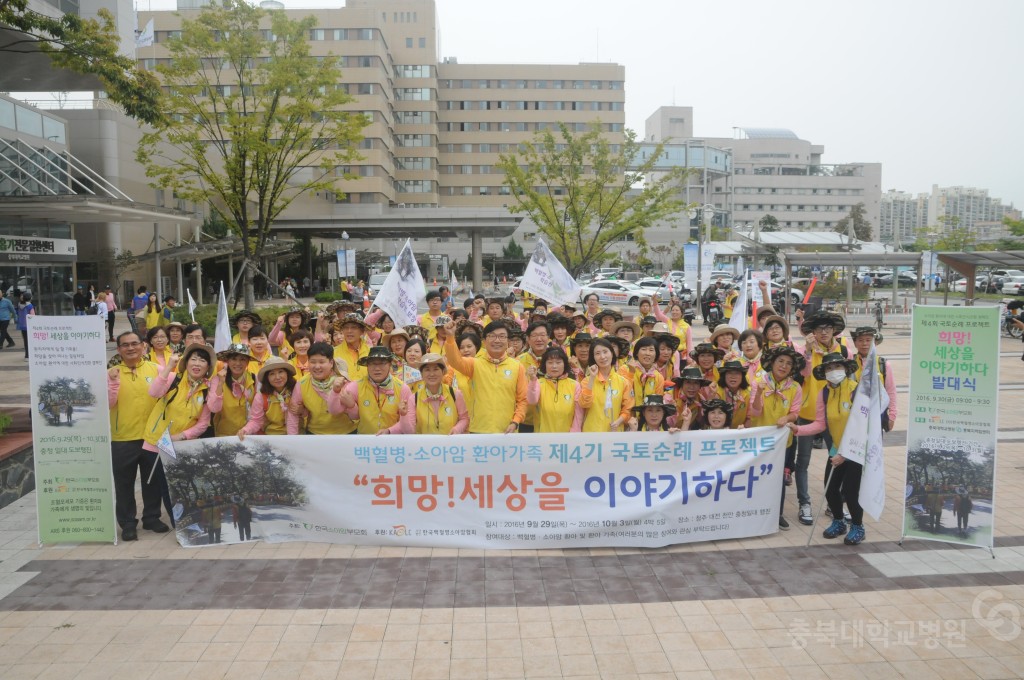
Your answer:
[363,290,370,311]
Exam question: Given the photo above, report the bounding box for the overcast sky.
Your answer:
[137,0,1022,206]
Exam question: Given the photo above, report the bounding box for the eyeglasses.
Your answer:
[488,334,509,341]
[118,342,143,348]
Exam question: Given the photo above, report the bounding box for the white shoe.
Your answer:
[798,503,813,525]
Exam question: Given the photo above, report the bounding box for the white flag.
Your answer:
[450,270,458,295]
[156,426,177,460]
[214,281,231,352]
[135,18,154,48]
[186,288,197,322]
[837,344,886,520]
[519,238,581,308]
[727,270,750,336]
[374,239,425,327]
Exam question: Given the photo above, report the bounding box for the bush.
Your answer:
[0,412,10,436]
[314,292,346,302]
[170,304,311,332]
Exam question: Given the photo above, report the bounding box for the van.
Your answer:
[367,273,389,300]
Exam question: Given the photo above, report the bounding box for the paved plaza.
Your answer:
[1,309,1023,679]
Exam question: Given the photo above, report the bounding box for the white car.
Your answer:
[578,280,647,306]
[952,277,986,293]
[1002,276,1024,295]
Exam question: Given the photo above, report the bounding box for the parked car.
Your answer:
[876,272,919,288]
[952,276,987,293]
[366,273,388,301]
[578,280,646,306]
[1001,276,1024,295]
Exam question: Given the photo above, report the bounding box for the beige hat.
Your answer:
[256,356,296,385]
[419,353,447,371]
[334,358,350,379]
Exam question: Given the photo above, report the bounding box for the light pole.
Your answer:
[695,204,714,314]
[340,230,350,280]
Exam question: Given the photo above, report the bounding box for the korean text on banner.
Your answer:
[519,239,582,309]
[161,427,787,549]
[903,305,999,548]
[373,239,425,327]
[28,316,117,543]
[836,342,885,520]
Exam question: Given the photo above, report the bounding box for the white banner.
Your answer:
[519,238,582,308]
[214,281,230,352]
[751,270,772,306]
[335,249,356,279]
[161,427,787,549]
[727,270,750,334]
[373,239,425,327]
[836,343,885,520]
[28,316,117,543]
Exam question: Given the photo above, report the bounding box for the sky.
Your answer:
[136,0,1023,206]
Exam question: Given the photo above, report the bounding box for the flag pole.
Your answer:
[805,463,837,547]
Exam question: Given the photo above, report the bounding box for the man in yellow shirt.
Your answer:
[517,321,551,433]
[106,330,163,541]
[332,313,371,382]
[442,319,527,433]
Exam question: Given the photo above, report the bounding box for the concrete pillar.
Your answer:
[471,231,483,292]
[194,223,203,305]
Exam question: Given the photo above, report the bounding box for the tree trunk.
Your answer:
[243,259,256,310]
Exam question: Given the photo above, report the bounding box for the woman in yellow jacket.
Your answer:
[207,343,257,437]
[145,326,174,371]
[239,356,296,437]
[143,343,214,452]
[144,292,162,332]
[526,346,583,432]
[579,338,634,432]
[414,353,469,434]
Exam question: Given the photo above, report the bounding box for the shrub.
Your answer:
[314,292,346,303]
[170,304,317,332]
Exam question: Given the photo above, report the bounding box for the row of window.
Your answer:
[439,79,623,91]
[439,122,622,133]
[439,143,622,154]
[395,180,437,193]
[734,187,864,196]
[442,100,623,112]
[309,28,380,41]
[737,205,851,212]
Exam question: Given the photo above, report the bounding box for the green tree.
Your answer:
[833,203,873,241]
[1003,215,1024,237]
[935,227,976,252]
[497,122,687,277]
[0,0,163,124]
[137,0,368,309]
[758,214,780,232]
[501,238,525,259]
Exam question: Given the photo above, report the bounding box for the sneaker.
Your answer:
[798,503,813,525]
[843,511,853,522]
[812,436,826,450]
[784,468,793,486]
[844,524,866,545]
[778,516,790,531]
[823,519,847,539]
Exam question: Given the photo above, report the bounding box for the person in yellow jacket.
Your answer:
[143,343,214,451]
[652,295,693,357]
[713,359,752,429]
[451,331,480,421]
[794,309,848,526]
[526,346,583,432]
[414,353,469,434]
[747,344,805,531]
[286,342,354,434]
[332,313,371,382]
[579,338,635,432]
[793,352,867,545]
[107,330,163,541]
[629,337,665,404]
[143,292,162,331]
[338,346,415,435]
[689,342,724,385]
[442,319,527,433]
[516,321,551,432]
[239,356,296,438]
[207,343,257,437]
[232,311,262,345]
[245,325,274,373]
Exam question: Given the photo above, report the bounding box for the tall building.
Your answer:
[878,189,927,247]
[139,0,626,280]
[927,185,1014,234]
[642,106,883,241]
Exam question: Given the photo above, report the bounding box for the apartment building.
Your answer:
[879,186,1016,246]
[878,189,928,247]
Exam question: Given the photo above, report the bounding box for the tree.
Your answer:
[96,248,137,297]
[497,122,687,277]
[935,227,976,252]
[137,0,368,309]
[1004,215,1024,238]
[833,203,873,241]
[501,238,524,259]
[0,0,163,124]
[758,214,780,232]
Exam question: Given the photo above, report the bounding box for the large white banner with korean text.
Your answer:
[162,427,787,549]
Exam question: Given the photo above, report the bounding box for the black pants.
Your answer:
[111,440,163,529]
[20,329,28,357]
[107,313,116,341]
[824,457,863,525]
[957,512,969,530]
[238,522,251,541]
[0,320,13,347]
[780,437,797,513]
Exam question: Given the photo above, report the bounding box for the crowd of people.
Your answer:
[106,278,897,546]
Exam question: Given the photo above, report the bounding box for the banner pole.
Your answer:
[806,463,836,547]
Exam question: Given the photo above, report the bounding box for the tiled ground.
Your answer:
[2,319,1024,678]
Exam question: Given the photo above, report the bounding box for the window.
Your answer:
[333,29,347,40]
[308,29,324,41]
[418,37,426,48]
[405,37,412,47]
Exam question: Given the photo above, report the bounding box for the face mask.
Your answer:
[825,369,846,385]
